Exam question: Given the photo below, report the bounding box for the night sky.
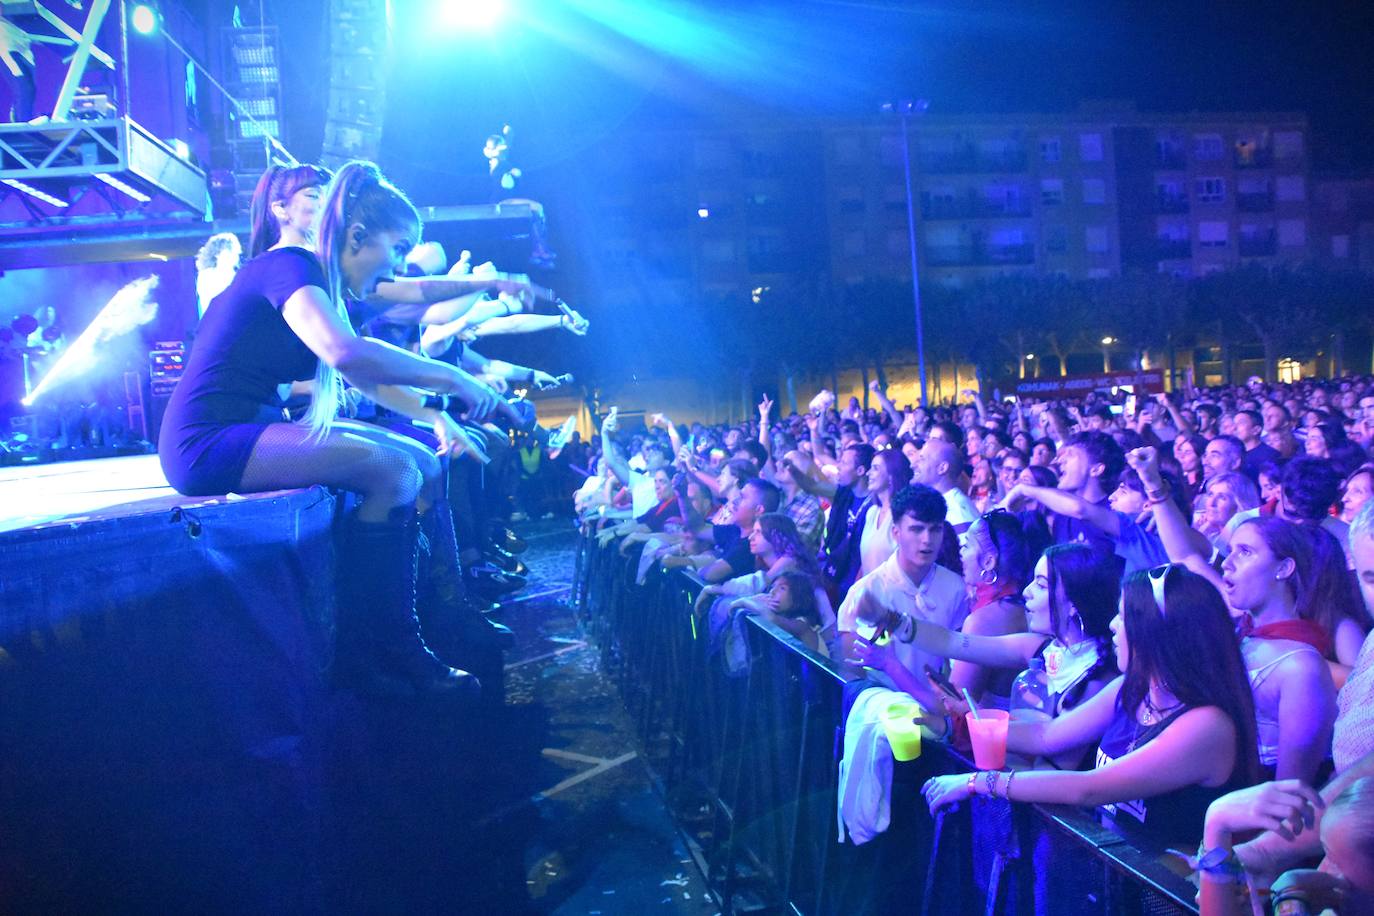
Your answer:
[370,0,1374,190]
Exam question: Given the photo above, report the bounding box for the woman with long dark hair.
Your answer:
[857,448,914,577]
[923,565,1260,848]
[160,161,512,696]
[1126,447,1340,783]
[900,542,1120,767]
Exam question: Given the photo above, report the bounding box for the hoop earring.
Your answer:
[979,568,998,585]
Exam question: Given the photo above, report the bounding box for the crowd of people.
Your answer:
[581,377,1374,913]
[159,159,585,699]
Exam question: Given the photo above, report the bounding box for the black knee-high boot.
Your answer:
[418,499,515,652]
[337,510,480,697]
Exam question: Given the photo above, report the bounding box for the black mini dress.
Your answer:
[158,247,325,496]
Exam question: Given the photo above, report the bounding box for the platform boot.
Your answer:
[336,509,480,698]
[418,498,516,655]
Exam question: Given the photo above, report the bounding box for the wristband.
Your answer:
[422,394,447,411]
[1167,842,1245,884]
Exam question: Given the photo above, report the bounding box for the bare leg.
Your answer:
[238,421,432,523]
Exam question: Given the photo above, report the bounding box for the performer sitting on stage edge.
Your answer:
[159,160,512,696]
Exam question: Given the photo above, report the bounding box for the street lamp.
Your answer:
[882,98,931,405]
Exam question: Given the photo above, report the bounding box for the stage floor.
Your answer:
[0,454,286,535]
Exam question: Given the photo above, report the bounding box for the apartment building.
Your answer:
[573,107,1315,308]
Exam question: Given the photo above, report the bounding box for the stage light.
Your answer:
[131,4,158,36]
[440,0,507,32]
[2,178,68,208]
[94,172,153,203]
[697,207,710,219]
[23,277,160,407]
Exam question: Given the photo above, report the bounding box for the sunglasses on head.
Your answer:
[1147,563,1176,616]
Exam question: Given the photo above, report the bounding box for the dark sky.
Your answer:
[372,0,1374,183]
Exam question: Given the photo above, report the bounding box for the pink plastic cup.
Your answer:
[965,708,1010,770]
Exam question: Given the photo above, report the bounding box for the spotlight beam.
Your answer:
[22,276,161,406]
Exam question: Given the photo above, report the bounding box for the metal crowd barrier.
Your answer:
[574,533,1201,916]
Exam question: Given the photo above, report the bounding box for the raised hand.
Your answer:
[758,394,774,418]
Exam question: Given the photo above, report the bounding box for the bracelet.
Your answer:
[1002,769,1017,800]
[982,770,998,797]
[1167,842,1245,884]
[966,772,979,798]
[1144,481,1170,504]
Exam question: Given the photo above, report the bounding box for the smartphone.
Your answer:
[1124,393,1137,417]
[924,664,962,701]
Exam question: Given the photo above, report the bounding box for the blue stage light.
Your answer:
[440,0,507,32]
[131,4,158,36]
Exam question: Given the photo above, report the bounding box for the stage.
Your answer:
[0,457,715,914]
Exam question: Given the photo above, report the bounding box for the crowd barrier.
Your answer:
[572,533,1203,916]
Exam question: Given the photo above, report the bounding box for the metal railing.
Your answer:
[573,534,1201,915]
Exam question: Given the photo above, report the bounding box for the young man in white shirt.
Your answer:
[840,484,971,711]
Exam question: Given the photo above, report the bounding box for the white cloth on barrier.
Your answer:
[837,685,921,845]
[635,535,677,584]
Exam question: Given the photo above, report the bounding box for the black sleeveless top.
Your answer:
[1094,705,1243,848]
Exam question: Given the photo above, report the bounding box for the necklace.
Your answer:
[1140,693,1182,727]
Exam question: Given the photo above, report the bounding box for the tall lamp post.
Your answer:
[883,99,930,404]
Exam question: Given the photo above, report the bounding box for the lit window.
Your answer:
[1079,133,1103,162]
[1040,178,1064,206]
[1082,178,1106,205]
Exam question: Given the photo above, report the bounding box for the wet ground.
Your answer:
[462,519,717,916]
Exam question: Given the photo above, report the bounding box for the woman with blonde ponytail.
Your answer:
[160,160,508,697]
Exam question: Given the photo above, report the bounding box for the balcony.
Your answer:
[925,243,1035,267]
[920,195,1032,220]
[1155,194,1189,214]
[918,148,1029,174]
[1155,238,1192,260]
[1236,191,1274,213]
[1239,234,1277,257]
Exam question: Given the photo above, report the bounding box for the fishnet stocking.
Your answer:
[239,420,441,522]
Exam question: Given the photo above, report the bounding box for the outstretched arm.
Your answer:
[600,409,633,487]
[1002,483,1121,538]
[869,380,904,428]
[1125,447,1219,584]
